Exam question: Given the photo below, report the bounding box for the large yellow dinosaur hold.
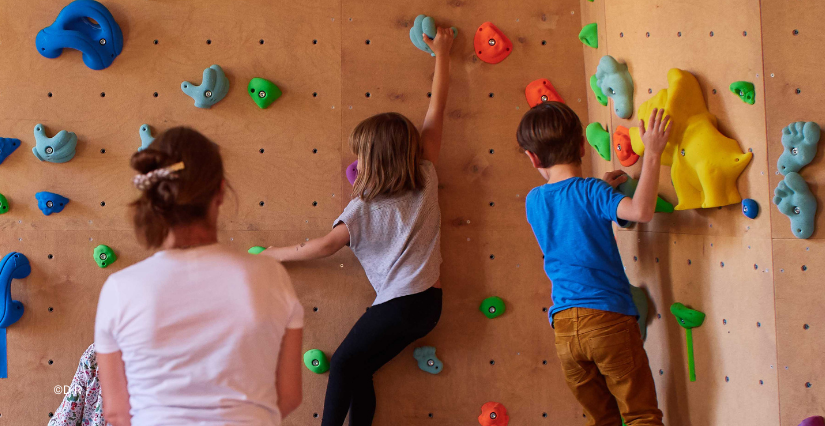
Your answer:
[628,69,752,210]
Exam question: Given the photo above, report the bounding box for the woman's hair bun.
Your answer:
[131,148,175,174]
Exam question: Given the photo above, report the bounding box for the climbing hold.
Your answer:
[474,22,513,64]
[617,176,674,214]
[525,78,564,108]
[33,124,77,163]
[742,199,759,219]
[0,138,21,166]
[248,246,266,255]
[729,81,756,105]
[613,126,639,166]
[93,245,117,268]
[35,0,123,70]
[590,75,608,106]
[799,416,825,426]
[138,124,155,152]
[35,192,70,216]
[0,193,8,215]
[182,65,229,109]
[595,55,634,119]
[778,121,820,175]
[0,252,30,379]
[479,296,505,319]
[478,402,509,426]
[413,346,443,374]
[409,15,458,56]
[630,285,648,340]
[671,302,705,382]
[628,69,752,210]
[774,172,817,239]
[248,78,282,109]
[346,160,358,186]
[586,123,611,161]
[303,349,329,374]
[578,23,598,48]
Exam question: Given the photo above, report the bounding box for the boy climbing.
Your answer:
[517,102,671,425]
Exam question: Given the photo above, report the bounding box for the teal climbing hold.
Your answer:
[248,78,282,109]
[93,245,117,268]
[303,349,329,374]
[729,81,756,105]
[32,124,76,163]
[586,123,611,161]
[595,56,634,119]
[590,75,607,106]
[671,302,705,382]
[617,176,674,214]
[410,15,457,56]
[182,65,229,109]
[138,124,155,152]
[778,121,820,175]
[579,23,598,48]
[413,346,443,374]
[0,193,8,215]
[629,285,648,340]
[248,246,266,255]
[774,172,817,239]
[479,296,505,319]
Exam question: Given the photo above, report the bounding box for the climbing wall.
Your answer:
[0,0,592,424]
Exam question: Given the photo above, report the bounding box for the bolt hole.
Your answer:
[542,307,548,312]
[48,360,54,365]
[365,92,371,98]
[793,29,799,35]
[489,202,495,207]
[313,307,318,312]
[488,93,494,98]
[259,149,265,154]
[100,148,106,154]
[743,31,748,36]
[541,40,547,45]
[757,322,761,327]
[712,89,717,94]
[802,265,808,271]
[365,39,371,45]
[312,149,318,154]
[489,360,495,365]
[48,92,53,97]
[710,31,715,37]
[259,201,265,207]
[677,31,682,37]
[312,201,318,207]
[620,32,624,37]
[49,413,54,418]
[489,149,494,154]
[542,360,547,365]
[153,92,158,97]
[646,32,650,37]
[259,39,264,44]
[804,324,810,330]
[427,92,432,98]
[796,88,802,94]
[725,376,729,382]
[313,413,319,418]
[313,39,318,44]
[153,39,158,44]
[206,39,212,45]
[428,413,433,418]
[48,307,53,312]
[489,254,495,259]
[312,92,318,97]
[688,259,692,265]
[48,254,53,259]
[100,201,105,207]
[806,382,812,388]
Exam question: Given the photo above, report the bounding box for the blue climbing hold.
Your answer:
[0,138,21,166]
[742,198,759,219]
[35,192,70,216]
[138,124,155,151]
[413,346,443,374]
[33,124,77,163]
[0,252,28,329]
[409,15,457,56]
[182,65,230,109]
[35,0,123,70]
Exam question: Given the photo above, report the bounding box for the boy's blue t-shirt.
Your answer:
[525,177,638,324]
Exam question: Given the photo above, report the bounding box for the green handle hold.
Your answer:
[303,349,329,374]
[248,246,266,255]
[586,122,611,161]
[0,193,8,214]
[578,23,598,49]
[617,177,674,213]
[671,302,705,382]
[590,75,608,106]
[93,245,117,269]
[729,81,756,105]
[248,78,282,109]
[479,296,505,319]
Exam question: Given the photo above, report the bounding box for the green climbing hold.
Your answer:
[303,349,329,374]
[0,193,8,214]
[590,75,608,106]
[586,123,611,161]
[629,285,648,340]
[248,78,282,109]
[93,245,117,269]
[617,177,674,214]
[248,246,266,255]
[578,23,598,48]
[671,302,705,382]
[729,81,755,105]
[479,296,505,319]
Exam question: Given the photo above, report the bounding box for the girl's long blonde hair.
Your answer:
[349,112,425,201]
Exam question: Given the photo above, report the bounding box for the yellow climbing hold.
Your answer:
[628,69,752,210]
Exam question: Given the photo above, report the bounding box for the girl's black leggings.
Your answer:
[321,287,442,426]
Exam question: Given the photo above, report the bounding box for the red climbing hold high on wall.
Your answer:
[525,78,564,107]
[474,22,512,64]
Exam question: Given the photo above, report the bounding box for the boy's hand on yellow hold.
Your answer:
[603,170,628,189]
[639,107,672,157]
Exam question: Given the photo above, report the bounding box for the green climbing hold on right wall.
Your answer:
[729,81,756,105]
[579,23,598,48]
[480,296,505,319]
[590,75,608,106]
[303,349,330,374]
[586,122,611,161]
[248,78,282,109]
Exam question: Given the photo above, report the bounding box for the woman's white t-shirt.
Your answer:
[94,244,304,426]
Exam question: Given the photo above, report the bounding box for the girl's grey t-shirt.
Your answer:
[334,160,442,305]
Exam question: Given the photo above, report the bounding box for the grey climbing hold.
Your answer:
[138,124,155,151]
[778,121,820,175]
[32,124,76,163]
[181,64,230,108]
[595,55,634,119]
[413,346,442,374]
[774,172,817,239]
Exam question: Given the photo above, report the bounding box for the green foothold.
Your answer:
[774,172,817,239]
[617,177,674,214]
[0,193,8,214]
[671,302,705,382]
[93,245,117,269]
[579,23,598,48]
[303,349,329,374]
[586,122,611,161]
[629,285,648,340]
[248,78,282,109]
[729,81,755,105]
[248,246,266,255]
[590,75,608,106]
[479,296,505,319]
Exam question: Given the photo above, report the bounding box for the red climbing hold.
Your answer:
[474,22,512,64]
[614,125,639,166]
[525,78,564,107]
[478,401,509,426]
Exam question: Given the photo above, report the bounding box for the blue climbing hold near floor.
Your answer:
[742,198,759,219]
[35,0,123,70]
[35,192,70,216]
[0,138,21,166]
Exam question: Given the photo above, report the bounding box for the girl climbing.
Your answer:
[95,127,304,426]
[263,26,454,426]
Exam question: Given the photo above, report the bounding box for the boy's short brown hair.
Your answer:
[516,102,583,168]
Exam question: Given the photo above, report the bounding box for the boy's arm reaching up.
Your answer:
[616,108,672,223]
[263,225,350,262]
[420,27,454,166]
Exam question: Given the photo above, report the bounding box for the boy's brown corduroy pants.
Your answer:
[553,307,664,426]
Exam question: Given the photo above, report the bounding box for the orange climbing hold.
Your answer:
[525,78,564,107]
[613,126,639,166]
[474,22,512,64]
[478,401,509,426]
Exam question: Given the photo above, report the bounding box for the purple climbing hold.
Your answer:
[346,160,358,186]
[799,416,825,426]
[742,198,758,219]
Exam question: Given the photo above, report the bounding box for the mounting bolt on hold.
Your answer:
[413,346,443,374]
[480,296,506,319]
[478,402,509,426]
